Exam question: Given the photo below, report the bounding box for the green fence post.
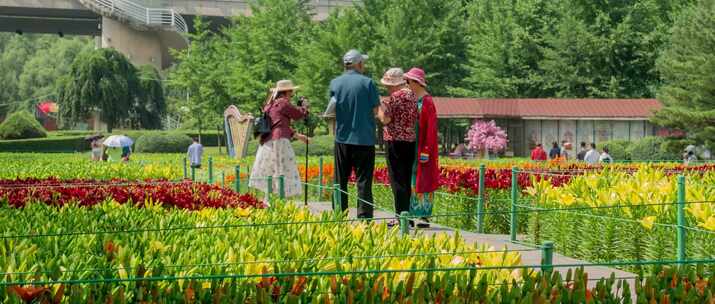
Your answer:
[333,183,341,212]
[510,166,519,242]
[267,176,273,202]
[221,171,225,188]
[399,211,410,236]
[182,157,188,179]
[541,241,554,273]
[278,175,285,199]
[191,166,196,182]
[477,164,486,233]
[208,157,214,184]
[318,157,324,197]
[677,175,686,262]
[235,165,241,193]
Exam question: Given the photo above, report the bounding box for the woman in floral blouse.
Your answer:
[378,68,418,227]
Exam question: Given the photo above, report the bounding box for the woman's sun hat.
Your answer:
[272,80,300,92]
[380,68,406,86]
[403,67,427,87]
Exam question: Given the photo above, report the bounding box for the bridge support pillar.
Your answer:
[101,17,163,70]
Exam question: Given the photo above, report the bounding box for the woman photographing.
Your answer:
[249,80,310,205]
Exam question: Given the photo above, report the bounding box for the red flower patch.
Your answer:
[0,178,262,210]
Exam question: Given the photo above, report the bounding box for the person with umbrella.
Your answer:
[103,135,133,162]
[86,134,104,161]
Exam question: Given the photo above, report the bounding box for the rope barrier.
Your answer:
[0,248,540,277]
[681,225,715,235]
[0,216,399,240]
[0,180,189,190]
[4,258,715,287]
[514,200,715,213]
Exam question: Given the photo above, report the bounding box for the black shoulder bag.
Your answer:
[253,97,275,139]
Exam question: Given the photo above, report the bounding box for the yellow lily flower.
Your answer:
[640,216,656,230]
[699,217,715,231]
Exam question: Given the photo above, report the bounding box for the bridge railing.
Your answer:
[92,0,188,33]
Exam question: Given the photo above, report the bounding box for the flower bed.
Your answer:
[525,168,715,269]
[1,157,181,180]
[0,178,262,210]
[2,202,713,302]
[0,203,523,302]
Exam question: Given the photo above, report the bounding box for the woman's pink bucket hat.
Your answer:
[404,67,427,87]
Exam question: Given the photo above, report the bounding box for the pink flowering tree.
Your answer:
[466,120,508,157]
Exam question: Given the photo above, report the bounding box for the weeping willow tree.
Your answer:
[58,48,139,132]
[131,65,166,129]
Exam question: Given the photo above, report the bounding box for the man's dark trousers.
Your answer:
[335,143,375,218]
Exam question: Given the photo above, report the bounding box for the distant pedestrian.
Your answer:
[330,49,380,219]
[91,139,103,161]
[599,147,613,163]
[584,143,600,164]
[560,140,570,159]
[379,68,418,227]
[121,146,131,162]
[530,144,547,161]
[405,67,439,228]
[577,142,588,161]
[187,137,204,169]
[684,150,697,165]
[549,142,561,159]
[101,148,109,162]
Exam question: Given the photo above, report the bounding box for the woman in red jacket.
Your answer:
[404,68,439,228]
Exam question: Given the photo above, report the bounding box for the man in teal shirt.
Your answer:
[330,49,380,219]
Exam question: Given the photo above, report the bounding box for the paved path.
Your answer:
[299,201,636,291]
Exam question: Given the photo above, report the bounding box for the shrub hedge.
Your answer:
[598,140,631,160]
[0,130,224,153]
[0,111,47,140]
[627,136,680,161]
[0,136,89,152]
[135,133,192,153]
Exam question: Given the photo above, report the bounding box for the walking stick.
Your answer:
[299,97,309,206]
[304,129,309,206]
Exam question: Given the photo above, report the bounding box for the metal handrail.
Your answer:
[84,0,187,33]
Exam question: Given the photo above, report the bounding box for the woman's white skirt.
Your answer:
[249,138,302,198]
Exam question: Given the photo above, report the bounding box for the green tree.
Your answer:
[170,0,313,133]
[654,0,715,147]
[0,34,34,113]
[0,34,91,117]
[539,11,605,97]
[132,65,166,129]
[452,0,558,97]
[540,0,684,98]
[224,0,314,112]
[17,37,92,110]
[295,0,468,122]
[168,17,231,131]
[294,8,371,133]
[368,0,467,97]
[58,48,139,132]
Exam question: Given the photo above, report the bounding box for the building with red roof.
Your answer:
[429,98,663,157]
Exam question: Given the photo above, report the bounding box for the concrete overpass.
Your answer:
[0,0,355,68]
